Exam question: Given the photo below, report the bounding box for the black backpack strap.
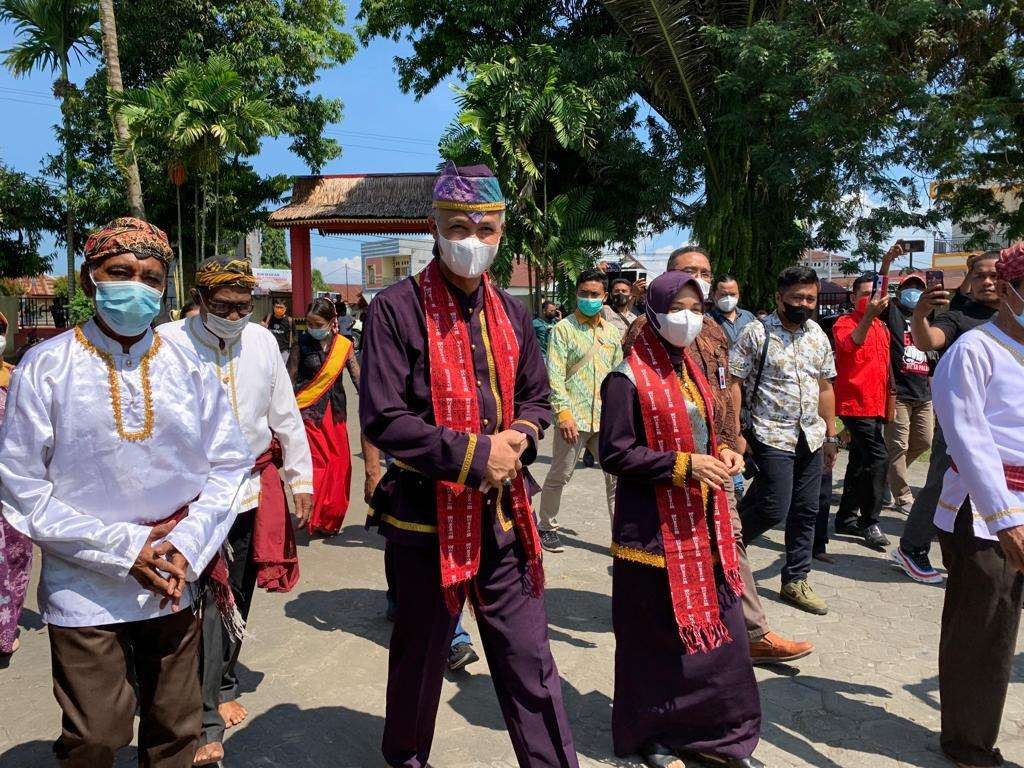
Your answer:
[746,320,771,416]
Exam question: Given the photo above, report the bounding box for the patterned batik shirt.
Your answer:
[547,313,623,433]
[729,312,837,453]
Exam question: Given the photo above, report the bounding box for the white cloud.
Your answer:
[311,253,361,284]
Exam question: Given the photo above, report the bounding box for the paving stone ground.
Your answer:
[2,401,1022,767]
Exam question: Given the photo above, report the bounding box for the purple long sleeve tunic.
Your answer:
[359,264,552,548]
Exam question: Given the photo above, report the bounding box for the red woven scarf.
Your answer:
[420,260,544,612]
[628,323,743,653]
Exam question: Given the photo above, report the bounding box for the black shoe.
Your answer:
[582,450,596,468]
[862,524,890,549]
[540,530,564,553]
[641,742,684,768]
[833,520,861,536]
[447,643,479,671]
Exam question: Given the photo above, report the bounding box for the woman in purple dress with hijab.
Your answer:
[0,311,32,657]
[599,272,763,768]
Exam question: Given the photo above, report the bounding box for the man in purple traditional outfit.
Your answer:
[360,164,579,768]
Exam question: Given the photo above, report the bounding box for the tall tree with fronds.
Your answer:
[440,44,612,303]
[97,0,144,219]
[1,0,99,288]
[112,55,290,285]
[599,0,1019,305]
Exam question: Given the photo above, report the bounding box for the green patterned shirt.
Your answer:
[547,312,623,433]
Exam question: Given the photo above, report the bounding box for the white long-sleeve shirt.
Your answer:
[160,317,313,509]
[0,319,253,627]
[933,322,1024,541]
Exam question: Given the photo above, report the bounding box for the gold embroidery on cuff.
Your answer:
[937,498,962,513]
[289,479,314,492]
[512,419,540,438]
[457,434,479,486]
[610,542,666,568]
[672,452,691,487]
[381,514,438,534]
[983,507,1024,523]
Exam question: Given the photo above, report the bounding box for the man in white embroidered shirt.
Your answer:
[161,254,314,766]
[932,243,1024,768]
[0,218,252,768]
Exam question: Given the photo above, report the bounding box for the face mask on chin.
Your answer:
[653,309,704,348]
[436,232,499,278]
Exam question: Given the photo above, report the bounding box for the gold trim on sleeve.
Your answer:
[610,542,666,568]
[457,433,479,486]
[983,507,1024,523]
[512,419,540,438]
[672,452,691,487]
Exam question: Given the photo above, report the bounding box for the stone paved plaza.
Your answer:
[2,412,1023,768]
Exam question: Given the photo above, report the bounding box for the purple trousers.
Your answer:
[0,515,32,654]
[382,536,579,768]
[612,559,761,760]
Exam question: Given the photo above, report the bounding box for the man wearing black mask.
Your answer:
[601,277,637,337]
[730,266,839,616]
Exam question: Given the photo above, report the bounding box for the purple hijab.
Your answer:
[644,271,705,333]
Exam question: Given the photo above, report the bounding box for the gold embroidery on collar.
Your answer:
[74,325,159,442]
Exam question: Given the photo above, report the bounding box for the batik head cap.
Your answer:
[195,254,258,290]
[432,162,505,223]
[997,242,1024,284]
[84,217,173,265]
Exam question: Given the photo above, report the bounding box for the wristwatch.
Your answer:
[823,436,841,445]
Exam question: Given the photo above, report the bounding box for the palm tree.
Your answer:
[1,0,100,290]
[97,0,144,219]
[440,44,603,303]
[111,55,288,287]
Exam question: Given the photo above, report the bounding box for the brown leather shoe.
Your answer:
[749,631,814,665]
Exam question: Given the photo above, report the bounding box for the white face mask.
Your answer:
[436,233,499,278]
[695,278,711,301]
[203,311,251,342]
[654,309,704,348]
[715,295,738,313]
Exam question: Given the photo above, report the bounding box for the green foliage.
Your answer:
[838,259,863,277]
[68,285,94,324]
[37,0,354,289]
[259,226,288,268]
[362,0,687,291]
[601,0,1019,305]
[311,269,329,292]
[0,0,99,77]
[0,163,61,277]
[52,274,68,298]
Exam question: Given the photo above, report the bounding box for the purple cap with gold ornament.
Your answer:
[432,162,505,222]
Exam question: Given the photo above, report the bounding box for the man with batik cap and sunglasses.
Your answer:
[361,164,579,768]
[161,254,314,765]
[0,217,252,768]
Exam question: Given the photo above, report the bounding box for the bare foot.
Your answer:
[218,700,247,728]
[1,637,19,656]
[814,552,837,565]
[193,742,224,766]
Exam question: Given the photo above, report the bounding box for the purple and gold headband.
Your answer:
[432,162,505,222]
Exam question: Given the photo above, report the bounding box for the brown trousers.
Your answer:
[48,608,202,768]
[726,484,770,641]
[938,505,1023,767]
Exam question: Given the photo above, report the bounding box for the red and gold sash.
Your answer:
[628,323,743,654]
[295,334,352,411]
[419,259,543,612]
